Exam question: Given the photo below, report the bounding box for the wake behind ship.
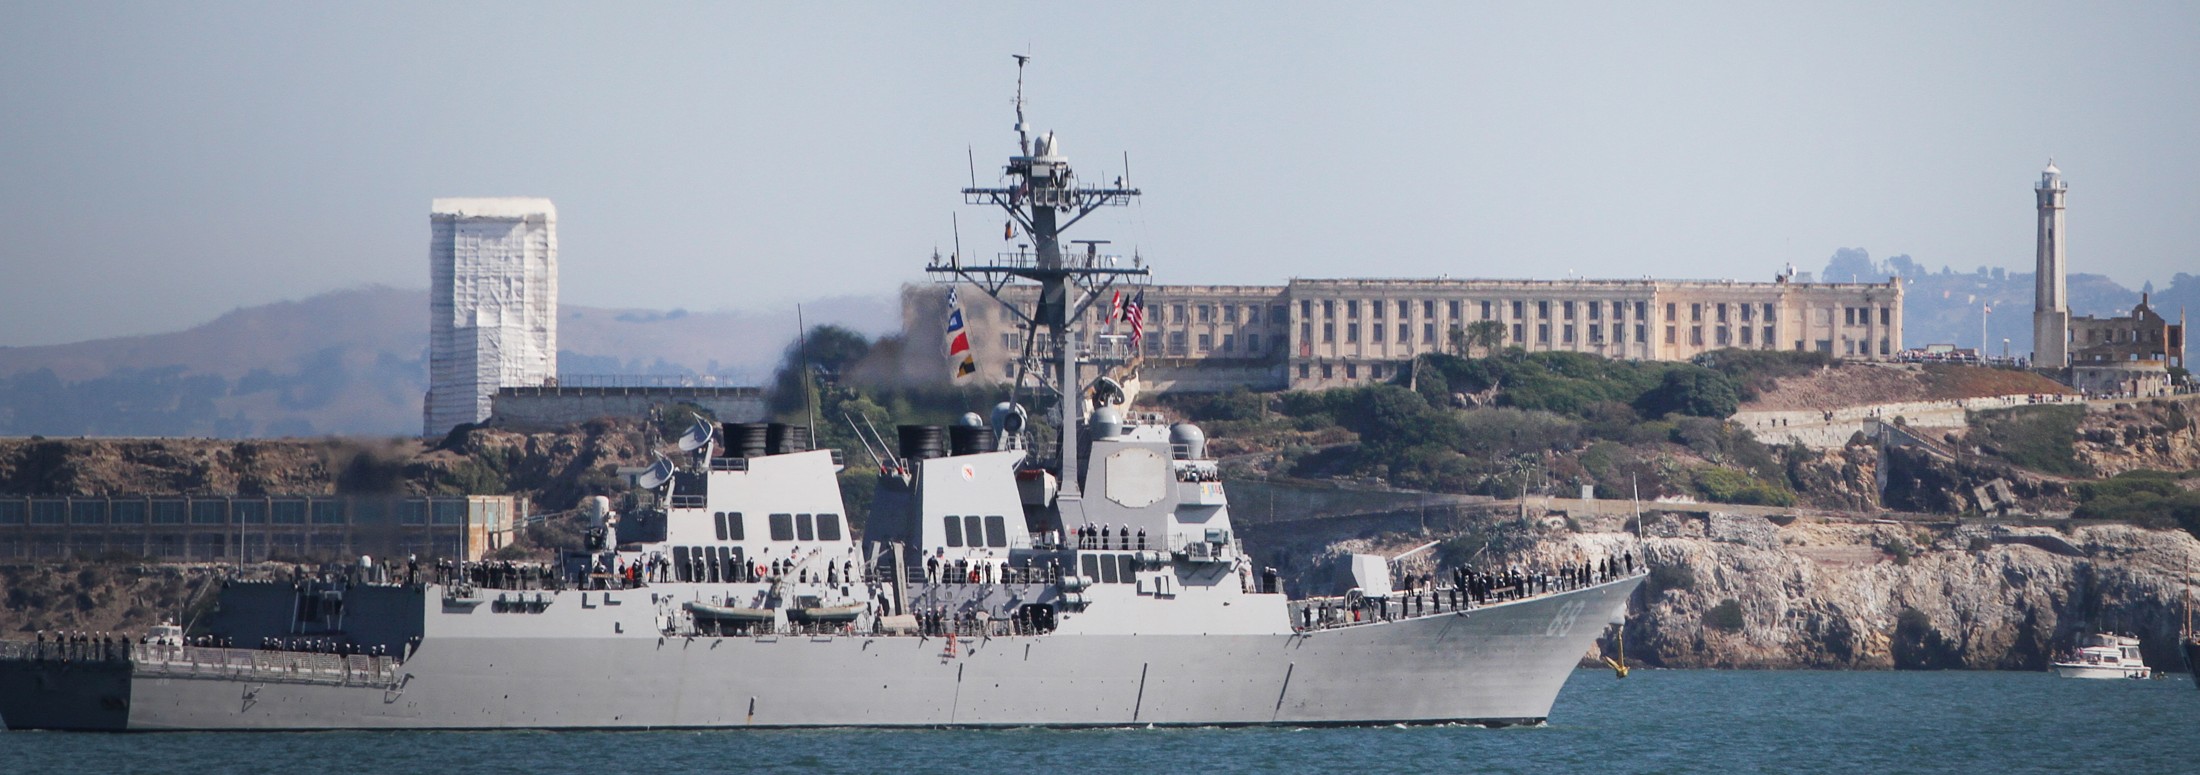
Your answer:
[0,62,1642,732]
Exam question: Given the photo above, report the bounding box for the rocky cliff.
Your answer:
[2077,398,2200,477]
[1619,515,2195,670]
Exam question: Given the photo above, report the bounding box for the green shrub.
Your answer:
[1636,366,1741,419]
[2074,469,2200,532]
[1693,466,1796,506]
[1692,349,1835,402]
[1968,405,2089,477]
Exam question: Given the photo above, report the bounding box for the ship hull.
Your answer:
[2,576,1638,731]
[2183,639,2200,689]
[2050,663,2150,680]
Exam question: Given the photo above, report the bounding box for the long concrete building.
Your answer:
[904,273,1903,392]
[0,494,523,563]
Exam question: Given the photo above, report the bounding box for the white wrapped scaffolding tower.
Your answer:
[425,197,558,437]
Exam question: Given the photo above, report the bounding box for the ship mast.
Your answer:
[926,56,1145,499]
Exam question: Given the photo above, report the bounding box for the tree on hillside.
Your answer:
[1468,320,1507,357]
[768,325,873,416]
[1633,366,1740,419]
[1823,247,1876,283]
[1447,320,1507,358]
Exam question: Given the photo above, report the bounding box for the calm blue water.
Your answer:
[5,669,2195,774]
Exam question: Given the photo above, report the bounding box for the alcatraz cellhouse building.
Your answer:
[903,272,1903,392]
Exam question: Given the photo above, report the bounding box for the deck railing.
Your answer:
[0,640,400,687]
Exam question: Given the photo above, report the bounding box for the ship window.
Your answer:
[1099,554,1120,584]
[707,546,723,583]
[769,513,794,541]
[983,515,1007,547]
[816,514,841,541]
[943,516,963,547]
[797,513,816,541]
[1117,555,1137,583]
[673,546,691,582]
[1081,553,1100,580]
[713,511,728,541]
[727,512,744,540]
[964,516,984,549]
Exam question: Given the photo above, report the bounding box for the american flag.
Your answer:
[1106,290,1124,333]
[1124,290,1146,350]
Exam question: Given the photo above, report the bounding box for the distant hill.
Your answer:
[1820,249,2194,357]
[0,287,896,438]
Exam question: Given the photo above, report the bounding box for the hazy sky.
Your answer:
[4,2,2197,347]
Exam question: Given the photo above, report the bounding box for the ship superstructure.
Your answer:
[0,62,1642,732]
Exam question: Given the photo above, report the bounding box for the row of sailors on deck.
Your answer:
[256,637,390,657]
[419,557,558,589]
[26,631,132,661]
[1075,523,1147,550]
[923,555,1070,585]
[1297,553,1641,630]
[580,553,863,589]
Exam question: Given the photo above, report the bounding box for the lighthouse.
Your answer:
[2032,161,2069,368]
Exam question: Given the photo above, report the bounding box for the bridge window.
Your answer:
[1099,554,1120,584]
[673,546,691,582]
[713,511,729,541]
[1118,555,1138,584]
[728,512,744,540]
[943,515,963,547]
[983,515,1007,547]
[769,513,794,541]
[964,516,984,549]
[1081,553,1100,580]
[795,513,815,541]
[816,514,841,541]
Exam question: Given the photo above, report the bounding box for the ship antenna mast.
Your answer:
[927,57,1146,503]
[1012,54,1031,157]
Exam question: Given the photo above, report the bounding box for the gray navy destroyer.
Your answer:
[0,63,1643,731]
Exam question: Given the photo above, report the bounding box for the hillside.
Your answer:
[0,421,652,512]
[1823,247,2194,354]
[0,287,895,438]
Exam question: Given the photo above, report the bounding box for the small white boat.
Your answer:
[2052,632,2152,679]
